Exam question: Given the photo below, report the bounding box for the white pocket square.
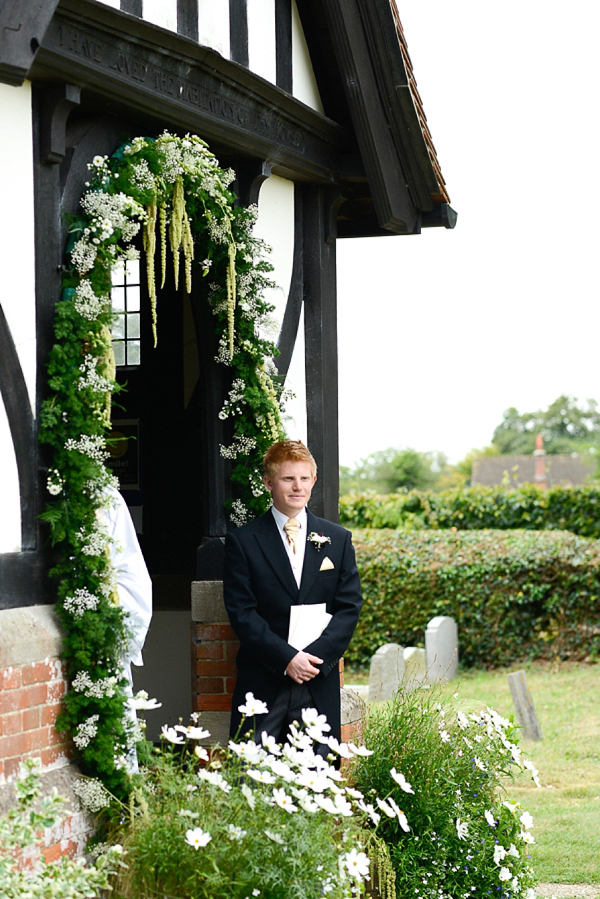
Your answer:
[319,556,334,571]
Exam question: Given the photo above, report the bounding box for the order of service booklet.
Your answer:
[288,603,332,651]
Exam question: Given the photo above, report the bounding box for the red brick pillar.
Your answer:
[191,581,238,745]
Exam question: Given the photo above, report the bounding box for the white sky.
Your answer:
[337,0,600,467]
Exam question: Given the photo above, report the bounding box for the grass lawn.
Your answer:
[345,661,600,886]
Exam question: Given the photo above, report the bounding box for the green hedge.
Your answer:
[340,484,600,537]
[348,528,600,669]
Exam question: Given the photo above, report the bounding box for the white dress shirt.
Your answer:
[271,504,307,588]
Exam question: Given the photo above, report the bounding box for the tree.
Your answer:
[340,448,437,494]
[492,395,600,455]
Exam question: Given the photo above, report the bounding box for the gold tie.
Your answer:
[283,517,300,554]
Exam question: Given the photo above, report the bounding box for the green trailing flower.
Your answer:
[39,131,287,802]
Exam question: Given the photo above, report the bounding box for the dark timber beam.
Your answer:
[0,0,59,86]
[303,185,340,523]
[39,83,81,164]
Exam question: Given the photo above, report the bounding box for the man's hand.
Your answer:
[285,651,323,683]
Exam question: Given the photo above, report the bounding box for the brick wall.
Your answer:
[0,605,93,859]
[191,581,364,746]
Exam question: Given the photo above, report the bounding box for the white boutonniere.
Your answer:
[308,532,331,551]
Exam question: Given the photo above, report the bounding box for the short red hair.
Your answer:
[263,440,317,480]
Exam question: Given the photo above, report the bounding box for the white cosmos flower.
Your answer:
[525,889,536,899]
[357,799,381,826]
[512,877,520,890]
[341,849,370,881]
[273,787,297,813]
[261,732,282,755]
[457,712,469,729]
[161,725,185,744]
[302,708,330,732]
[455,818,469,840]
[484,809,496,827]
[507,843,520,858]
[178,809,199,819]
[227,824,246,840]
[246,768,276,784]
[307,725,331,745]
[327,736,353,758]
[175,724,211,740]
[498,867,511,882]
[228,740,264,764]
[194,745,209,761]
[390,768,415,794]
[345,787,364,799]
[127,692,162,710]
[520,811,534,829]
[333,793,354,817]
[266,757,296,781]
[241,783,255,809]
[197,770,232,793]
[314,794,338,814]
[185,827,211,849]
[439,730,451,743]
[347,742,374,756]
[376,797,396,818]
[299,794,319,813]
[494,845,507,866]
[520,831,535,844]
[265,830,284,844]
[238,692,269,716]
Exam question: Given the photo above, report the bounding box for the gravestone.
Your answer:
[368,643,404,702]
[403,646,427,690]
[507,670,542,740]
[425,616,458,682]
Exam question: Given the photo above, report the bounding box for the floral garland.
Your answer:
[39,132,286,798]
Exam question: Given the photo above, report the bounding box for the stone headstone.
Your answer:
[425,616,458,682]
[368,643,404,702]
[403,646,427,690]
[507,670,542,740]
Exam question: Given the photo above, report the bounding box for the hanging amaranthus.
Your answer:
[168,175,194,293]
[143,198,158,346]
[159,202,168,289]
[226,237,237,358]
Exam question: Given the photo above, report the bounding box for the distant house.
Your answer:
[472,437,595,488]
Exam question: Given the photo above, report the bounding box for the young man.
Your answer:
[223,440,363,743]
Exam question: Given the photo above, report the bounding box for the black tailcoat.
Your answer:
[223,508,363,741]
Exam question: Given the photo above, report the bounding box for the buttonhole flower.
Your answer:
[307,532,331,550]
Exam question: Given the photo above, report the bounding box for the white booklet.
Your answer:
[288,603,332,651]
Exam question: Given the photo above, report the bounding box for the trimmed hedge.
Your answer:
[348,528,600,669]
[340,484,600,537]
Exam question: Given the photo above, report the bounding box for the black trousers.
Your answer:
[253,679,330,759]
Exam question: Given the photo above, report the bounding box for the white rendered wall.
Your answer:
[0,81,37,553]
[253,174,306,442]
[197,0,230,58]
[247,0,276,84]
[142,0,178,32]
[292,0,323,112]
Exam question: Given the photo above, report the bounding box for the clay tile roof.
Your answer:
[389,0,450,204]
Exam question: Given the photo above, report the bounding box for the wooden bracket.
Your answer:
[39,83,81,165]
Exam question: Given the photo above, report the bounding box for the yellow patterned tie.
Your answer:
[283,517,300,554]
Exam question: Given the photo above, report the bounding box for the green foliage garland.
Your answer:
[39,132,286,798]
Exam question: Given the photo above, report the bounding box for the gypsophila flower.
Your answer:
[230,498,249,527]
[71,235,97,273]
[71,777,111,812]
[220,435,257,459]
[78,354,113,393]
[63,587,100,616]
[65,434,108,462]
[74,279,106,319]
[73,714,100,749]
[76,524,111,557]
[72,670,118,698]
